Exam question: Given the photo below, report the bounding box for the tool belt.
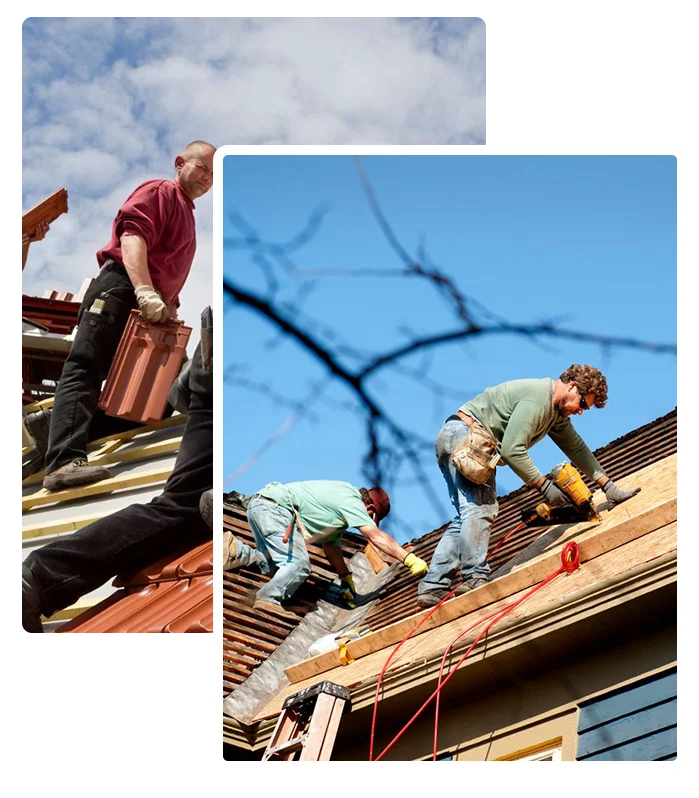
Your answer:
[451,412,501,484]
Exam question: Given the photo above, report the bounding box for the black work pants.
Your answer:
[26,342,213,616]
[45,262,138,474]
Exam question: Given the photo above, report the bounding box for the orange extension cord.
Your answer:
[369,541,581,761]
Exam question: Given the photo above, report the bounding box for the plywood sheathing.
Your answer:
[261,520,676,723]
[366,411,676,634]
[283,454,675,687]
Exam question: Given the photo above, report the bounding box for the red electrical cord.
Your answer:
[368,585,457,761]
[370,542,580,762]
[368,515,533,759]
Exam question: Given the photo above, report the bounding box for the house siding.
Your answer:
[576,667,677,761]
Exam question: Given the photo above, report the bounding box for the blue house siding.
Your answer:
[577,668,677,761]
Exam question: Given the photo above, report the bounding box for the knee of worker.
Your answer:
[460,500,498,526]
[61,336,109,386]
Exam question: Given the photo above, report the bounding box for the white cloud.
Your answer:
[22,17,485,332]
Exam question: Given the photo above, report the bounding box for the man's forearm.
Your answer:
[358,526,408,563]
[120,234,153,290]
[322,542,350,576]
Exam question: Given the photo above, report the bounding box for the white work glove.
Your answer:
[135,285,169,323]
[603,480,641,506]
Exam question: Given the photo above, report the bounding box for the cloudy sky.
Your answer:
[21,17,485,331]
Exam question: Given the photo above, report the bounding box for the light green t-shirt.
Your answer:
[256,480,374,544]
[460,378,605,486]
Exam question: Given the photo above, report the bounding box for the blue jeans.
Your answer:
[418,418,498,595]
[247,495,312,603]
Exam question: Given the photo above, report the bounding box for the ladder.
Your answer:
[262,681,351,761]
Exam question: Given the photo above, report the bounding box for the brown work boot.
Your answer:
[43,459,111,492]
[455,576,489,596]
[253,598,299,621]
[24,409,51,459]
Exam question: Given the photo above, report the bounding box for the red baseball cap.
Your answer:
[367,487,391,522]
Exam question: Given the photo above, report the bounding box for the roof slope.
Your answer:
[223,408,676,742]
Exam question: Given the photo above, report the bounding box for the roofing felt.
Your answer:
[223,408,677,737]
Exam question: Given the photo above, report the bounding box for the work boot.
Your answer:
[416,589,451,609]
[24,409,51,459]
[252,598,299,621]
[455,577,489,596]
[223,531,236,570]
[43,459,111,492]
[200,489,213,530]
[22,565,45,633]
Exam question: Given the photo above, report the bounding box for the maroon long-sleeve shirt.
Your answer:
[96,178,196,306]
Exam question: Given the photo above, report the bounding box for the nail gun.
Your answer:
[522,462,602,527]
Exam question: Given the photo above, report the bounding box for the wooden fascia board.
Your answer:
[284,494,676,685]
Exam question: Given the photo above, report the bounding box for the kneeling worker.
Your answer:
[225,480,427,619]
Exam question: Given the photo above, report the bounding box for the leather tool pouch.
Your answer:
[451,423,501,484]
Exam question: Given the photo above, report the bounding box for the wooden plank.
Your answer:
[577,698,676,758]
[578,669,677,732]
[22,512,105,540]
[284,495,676,684]
[22,397,55,414]
[22,466,171,512]
[87,413,186,446]
[365,542,390,573]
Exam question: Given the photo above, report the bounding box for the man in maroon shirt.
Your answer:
[40,140,215,491]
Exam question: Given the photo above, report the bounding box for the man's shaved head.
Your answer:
[179,140,216,160]
[174,141,216,200]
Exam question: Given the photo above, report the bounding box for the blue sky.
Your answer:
[21,17,484,338]
[222,154,676,544]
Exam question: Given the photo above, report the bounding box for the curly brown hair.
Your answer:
[560,364,608,408]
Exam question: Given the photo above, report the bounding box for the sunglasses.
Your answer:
[579,391,589,410]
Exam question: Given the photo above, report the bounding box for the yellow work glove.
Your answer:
[339,574,358,607]
[403,552,428,576]
[135,285,169,323]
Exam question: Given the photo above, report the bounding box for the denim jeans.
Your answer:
[26,341,212,616]
[417,418,498,595]
[228,534,267,570]
[45,262,138,473]
[247,496,312,603]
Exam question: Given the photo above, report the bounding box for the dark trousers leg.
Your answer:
[27,343,213,616]
[45,266,137,473]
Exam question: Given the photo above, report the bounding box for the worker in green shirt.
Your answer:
[226,480,427,619]
[417,364,641,608]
